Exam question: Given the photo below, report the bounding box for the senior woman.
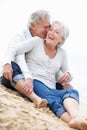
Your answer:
[3,21,87,130]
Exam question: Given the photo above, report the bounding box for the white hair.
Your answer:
[27,10,50,28]
[51,21,69,47]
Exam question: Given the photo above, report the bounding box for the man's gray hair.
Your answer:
[51,21,69,47]
[28,10,50,28]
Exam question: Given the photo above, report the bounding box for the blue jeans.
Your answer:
[33,79,79,117]
[1,61,24,89]
[1,62,63,90]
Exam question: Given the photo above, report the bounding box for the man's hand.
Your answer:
[58,72,71,84]
[3,63,13,82]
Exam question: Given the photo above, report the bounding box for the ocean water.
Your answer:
[68,53,87,105]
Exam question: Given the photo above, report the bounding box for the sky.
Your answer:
[0,0,87,58]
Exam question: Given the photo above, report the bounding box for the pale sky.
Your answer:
[0,0,87,58]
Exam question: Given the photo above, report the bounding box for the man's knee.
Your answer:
[56,82,63,90]
[11,61,22,78]
[1,76,16,90]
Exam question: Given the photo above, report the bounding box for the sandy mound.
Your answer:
[0,84,87,130]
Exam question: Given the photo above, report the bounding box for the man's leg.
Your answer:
[1,61,23,90]
[1,75,16,90]
[56,82,63,90]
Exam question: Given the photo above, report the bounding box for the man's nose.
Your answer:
[46,27,50,32]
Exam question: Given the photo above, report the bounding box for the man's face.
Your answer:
[32,19,50,39]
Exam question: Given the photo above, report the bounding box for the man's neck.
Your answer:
[29,28,35,37]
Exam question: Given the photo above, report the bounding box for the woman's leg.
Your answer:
[7,62,47,108]
[62,97,87,130]
[60,112,71,123]
[33,80,72,118]
[60,97,79,123]
[59,97,79,123]
[28,92,47,108]
[15,80,47,108]
[33,80,87,129]
[63,98,80,118]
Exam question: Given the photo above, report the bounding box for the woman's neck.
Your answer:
[44,42,57,58]
[44,41,56,50]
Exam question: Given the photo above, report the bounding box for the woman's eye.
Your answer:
[55,31,60,34]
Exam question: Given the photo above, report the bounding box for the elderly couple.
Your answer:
[1,10,87,130]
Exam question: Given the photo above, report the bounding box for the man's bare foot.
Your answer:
[37,99,47,108]
[69,117,87,130]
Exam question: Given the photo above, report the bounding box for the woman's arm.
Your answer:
[3,36,41,65]
[56,50,73,84]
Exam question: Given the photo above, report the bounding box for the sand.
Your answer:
[0,84,87,130]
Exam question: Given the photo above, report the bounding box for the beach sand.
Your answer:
[0,84,87,130]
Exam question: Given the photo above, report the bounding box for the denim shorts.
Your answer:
[33,79,79,118]
[1,61,24,89]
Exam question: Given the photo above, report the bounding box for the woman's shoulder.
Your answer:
[58,47,67,56]
[58,47,66,52]
[31,36,44,43]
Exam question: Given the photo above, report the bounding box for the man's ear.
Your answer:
[31,23,36,29]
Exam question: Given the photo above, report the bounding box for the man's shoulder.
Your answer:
[10,27,31,43]
[23,27,32,39]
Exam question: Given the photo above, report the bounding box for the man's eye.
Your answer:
[56,31,59,34]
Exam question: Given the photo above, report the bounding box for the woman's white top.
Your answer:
[4,36,72,89]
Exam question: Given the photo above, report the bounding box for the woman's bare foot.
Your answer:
[37,99,48,108]
[69,117,87,130]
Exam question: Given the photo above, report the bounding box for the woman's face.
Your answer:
[46,23,64,47]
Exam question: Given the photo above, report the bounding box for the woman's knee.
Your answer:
[15,79,25,89]
[63,89,79,102]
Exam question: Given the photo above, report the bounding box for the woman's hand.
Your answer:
[22,78,33,95]
[58,72,71,84]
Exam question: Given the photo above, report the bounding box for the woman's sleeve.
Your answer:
[56,50,73,81]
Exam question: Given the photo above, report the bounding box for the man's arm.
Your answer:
[2,33,33,94]
[3,32,32,79]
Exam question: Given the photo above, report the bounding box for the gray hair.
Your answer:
[28,10,50,28]
[51,21,69,47]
